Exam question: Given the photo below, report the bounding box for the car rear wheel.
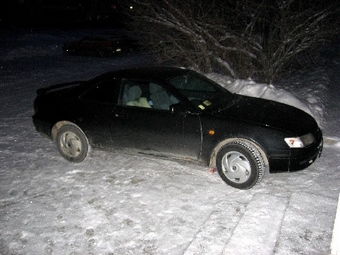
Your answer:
[56,124,89,163]
[216,139,265,189]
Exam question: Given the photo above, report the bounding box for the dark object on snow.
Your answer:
[32,66,323,189]
[62,36,139,57]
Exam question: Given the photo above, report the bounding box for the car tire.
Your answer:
[56,124,89,163]
[216,139,265,189]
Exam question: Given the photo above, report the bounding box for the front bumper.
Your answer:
[288,139,323,171]
[269,138,323,173]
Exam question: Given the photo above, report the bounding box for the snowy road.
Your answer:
[0,29,339,255]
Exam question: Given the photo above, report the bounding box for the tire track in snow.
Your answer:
[221,193,289,255]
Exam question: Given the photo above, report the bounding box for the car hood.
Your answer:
[215,95,318,135]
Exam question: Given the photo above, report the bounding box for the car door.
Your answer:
[77,77,121,148]
[110,78,202,160]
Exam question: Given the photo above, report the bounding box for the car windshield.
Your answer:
[168,73,235,112]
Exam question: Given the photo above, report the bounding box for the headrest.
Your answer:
[127,86,142,100]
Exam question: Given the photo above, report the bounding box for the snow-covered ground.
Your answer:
[0,28,339,255]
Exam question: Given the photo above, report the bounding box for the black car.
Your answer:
[62,36,139,57]
[32,67,323,189]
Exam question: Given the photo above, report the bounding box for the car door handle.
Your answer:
[115,112,128,119]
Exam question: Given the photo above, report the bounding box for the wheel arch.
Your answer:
[209,138,269,171]
[51,121,80,142]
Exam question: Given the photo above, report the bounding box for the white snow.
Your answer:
[331,194,340,255]
[0,28,339,255]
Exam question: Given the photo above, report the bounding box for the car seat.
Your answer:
[126,86,151,108]
[149,83,174,110]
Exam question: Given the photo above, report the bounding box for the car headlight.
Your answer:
[284,133,315,148]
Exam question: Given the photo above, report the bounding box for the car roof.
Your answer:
[102,66,195,81]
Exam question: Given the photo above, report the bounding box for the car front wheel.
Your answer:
[56,124,89,163]
[216,139,265,189]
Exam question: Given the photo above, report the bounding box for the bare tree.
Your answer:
[239,0,340,82]
[122,0,339,83]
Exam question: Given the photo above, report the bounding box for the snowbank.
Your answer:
[207,73,328,127]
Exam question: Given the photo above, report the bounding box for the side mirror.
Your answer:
[170,103,189,114]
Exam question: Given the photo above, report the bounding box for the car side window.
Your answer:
[120,79,179,110]
[80,79,117,104]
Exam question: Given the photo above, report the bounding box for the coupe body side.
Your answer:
[33,67,323,189]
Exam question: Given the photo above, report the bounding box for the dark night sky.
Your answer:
[0,0,126,28]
